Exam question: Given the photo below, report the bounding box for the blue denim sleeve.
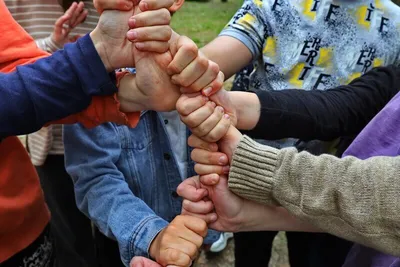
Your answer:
[0,34,117,138]
[64,123,169,266]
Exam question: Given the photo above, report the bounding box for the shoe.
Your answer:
[209,232,233,253]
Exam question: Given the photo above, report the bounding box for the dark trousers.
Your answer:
[1,225,55,267]
[37,155,124,267]
[234,231,353,267]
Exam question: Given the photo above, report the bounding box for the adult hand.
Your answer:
[52,2,88,47]
[149,215,207,267]
[90,0,173,72]
[130,256,161,267]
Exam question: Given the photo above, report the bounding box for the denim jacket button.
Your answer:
[171,191,179,198]
[164,119,169,125]
[164,153,171,160]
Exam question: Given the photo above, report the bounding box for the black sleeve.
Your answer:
[245,65,400,141]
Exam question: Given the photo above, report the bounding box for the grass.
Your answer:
[171,0,243,47]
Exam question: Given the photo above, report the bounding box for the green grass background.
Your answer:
[172,0,400,48]
[171,0,243,47]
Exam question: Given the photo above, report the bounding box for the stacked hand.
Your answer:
[90,1,235,266]
[175,91,247,232]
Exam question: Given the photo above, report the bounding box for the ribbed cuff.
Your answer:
[228,135,280,205]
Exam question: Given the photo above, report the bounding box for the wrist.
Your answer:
[231,92,261,130]
[117,73,148,112]
[149,229,163,260]
[90,29,113,73]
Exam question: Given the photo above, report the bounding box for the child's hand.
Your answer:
[188,126,242,173]
[149,215,207,267]
[52,2,88,47]
[176,90,237,142]
[167,35,224,95]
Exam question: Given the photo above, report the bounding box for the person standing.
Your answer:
[5,1,120,266]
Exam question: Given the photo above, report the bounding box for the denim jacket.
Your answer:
[64,110,219,266]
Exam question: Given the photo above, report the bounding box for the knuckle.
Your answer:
[206,132,220,143]
[167,249,181,263]
[162,27,172,41]
[188,244,198,258]
[182,42,198,59]
[209,61,220,74]
[187,135,196,147]
[182,199,191,210]
[161,9,171,22]
[197,57,209,70]
[168,64,181,75]
[180,79,193,88]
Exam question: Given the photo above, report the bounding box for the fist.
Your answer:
[149,215,207,266]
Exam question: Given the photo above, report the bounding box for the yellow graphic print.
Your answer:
[345,72,362,84]
[253,0,262,8]
[355,5,371,29]
[238,13,256,29]
[375,0,383,9]
[263,37,277,62]
[288,63,305,88]
[316,47,333,68]
[373,57,384,67]
[303,0,317,20]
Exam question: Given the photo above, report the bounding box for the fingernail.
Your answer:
[219,156,228,165]
[129,18,136,28]
[127,30,137,40]
[203,87,212,96]
[140,1,149,11]
[223,165,230,174]
[135,43,144,50]
[209,101,216,108]
[217,106,224,113]
[224,114,230,120]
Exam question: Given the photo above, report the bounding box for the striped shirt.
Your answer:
[5,0,99,165]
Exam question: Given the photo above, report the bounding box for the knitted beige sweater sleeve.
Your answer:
[228,135,400,256]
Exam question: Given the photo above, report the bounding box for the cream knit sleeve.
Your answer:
[229,135,400,257]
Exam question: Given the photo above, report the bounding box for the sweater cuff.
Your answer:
[228,135,280,205]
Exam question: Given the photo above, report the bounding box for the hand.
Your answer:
[90,0,174,72]
[52,2,88,47]
[149,215,207,267]
[93,0,136,13]
[176,90,237,142]
[130,256,161,267]
[177,175,246,232]
[178,175,306,233]
[167,34,224,96]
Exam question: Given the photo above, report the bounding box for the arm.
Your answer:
[201,36,252,80]
[0,34,121,137]
[0,1,121,137]
[199,0,266,79]
[232,65,400,140]
[63,123,169,266]
[229,135,400,256]
[35,2,88,53]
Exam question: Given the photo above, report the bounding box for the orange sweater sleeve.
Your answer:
[0,2,139,128]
